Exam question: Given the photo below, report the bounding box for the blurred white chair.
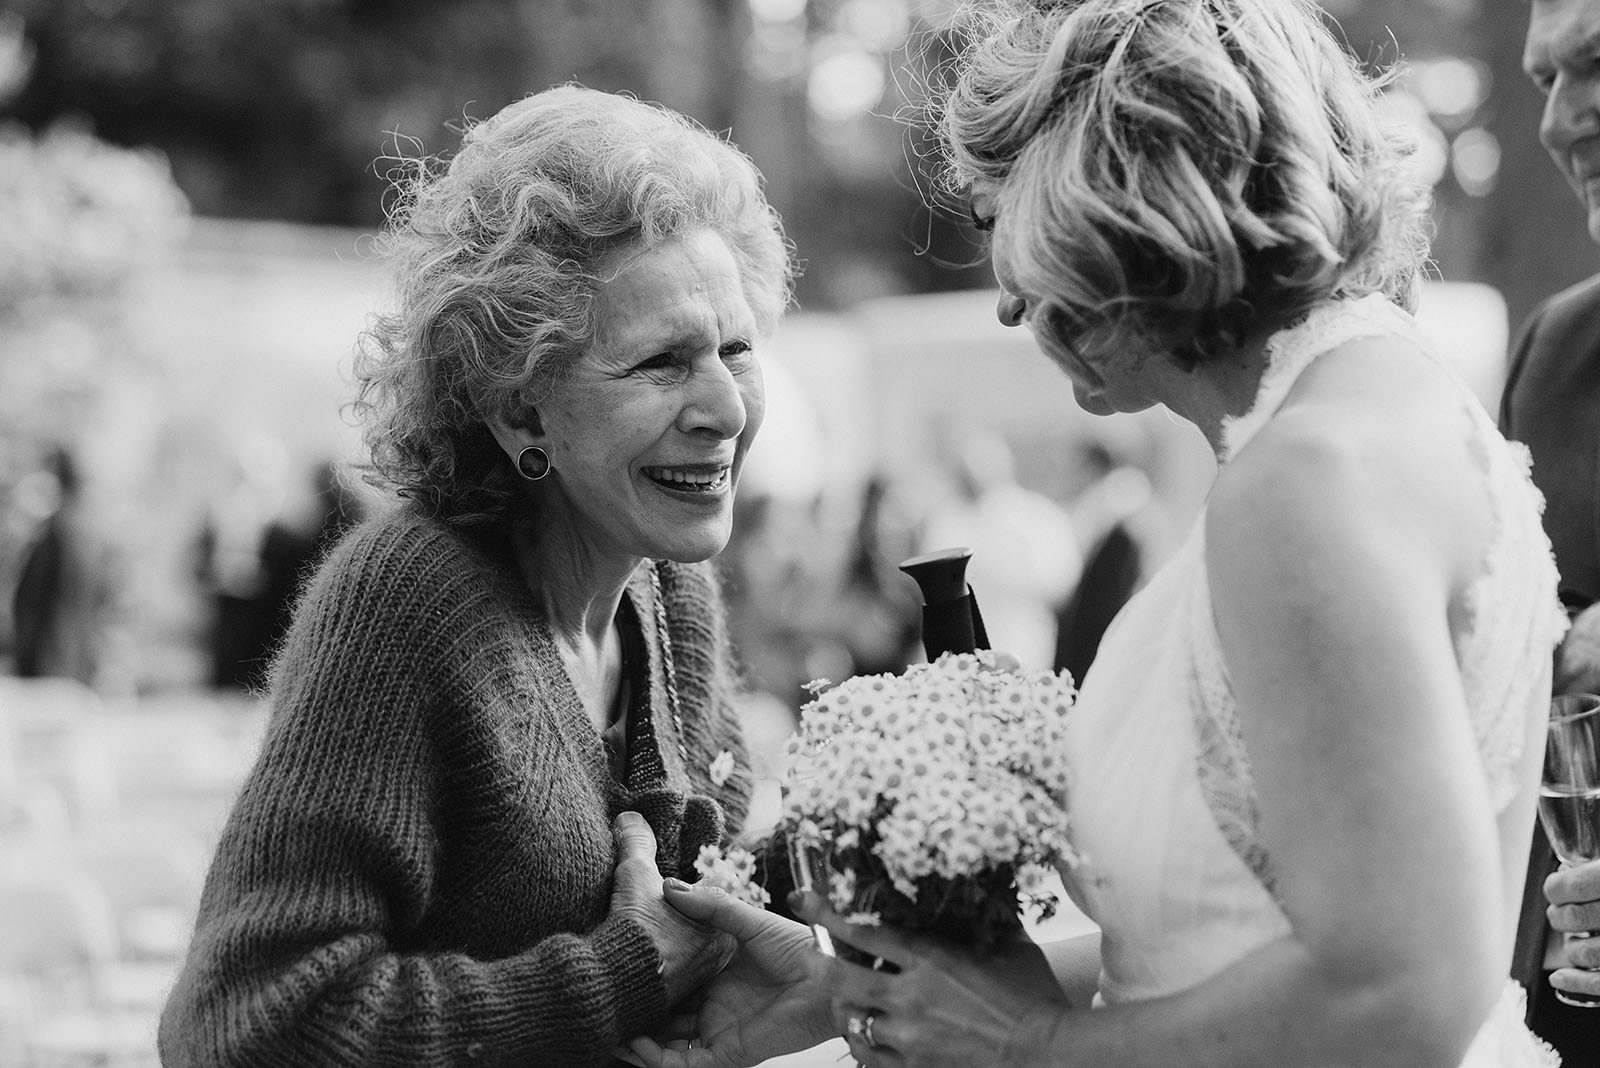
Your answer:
[0,676,119,830]
[0,675,102,726]
[97,698,265,854]
[0,865,119,1008]
[0,862,166,1067]
[69,824,207,963]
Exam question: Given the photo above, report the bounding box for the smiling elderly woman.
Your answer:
[158,85,793,1068]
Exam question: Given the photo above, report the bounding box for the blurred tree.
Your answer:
[5,0,749,225]
[8,0,1587,314]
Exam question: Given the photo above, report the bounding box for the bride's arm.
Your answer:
[806,353,1510,1068]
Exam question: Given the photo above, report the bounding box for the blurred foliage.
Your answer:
[0,0,1595,316]
[0,0,994,306]
[0,119,189,312]
[0,107,189,462]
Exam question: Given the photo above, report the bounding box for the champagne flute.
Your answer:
[1539,692,1600,1008]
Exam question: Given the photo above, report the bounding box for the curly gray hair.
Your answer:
[353,85,794,525]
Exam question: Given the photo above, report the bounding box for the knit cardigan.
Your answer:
[158,506,754,1068]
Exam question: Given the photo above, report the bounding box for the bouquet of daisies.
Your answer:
[774,650,1081,958]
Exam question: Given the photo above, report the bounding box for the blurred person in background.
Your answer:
[192,431,294,690]
[1050,438,1154,686]
[1501,0,1600,1060]
[635,1,1569,1065]
[251,457,365,654]
[916,423,1080,671]
[827,474,922,679]
[9,444,118,686]
[158,84,793,1068]
[196,447,365,691]
[717,489,821,708]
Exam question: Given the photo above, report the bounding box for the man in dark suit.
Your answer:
[1503,2,1600,1060]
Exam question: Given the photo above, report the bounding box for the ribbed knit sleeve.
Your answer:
[158,511,669,1068]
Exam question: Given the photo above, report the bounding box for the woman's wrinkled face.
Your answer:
[535,228,766,564]
[971,186,1160,418]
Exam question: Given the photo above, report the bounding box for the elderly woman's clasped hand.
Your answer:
[610,812,738,1006]
[627,883,1072,1068]
[626,880,833,1068]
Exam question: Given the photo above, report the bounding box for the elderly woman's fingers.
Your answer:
[614,811,659,866]
[611,811,668,911]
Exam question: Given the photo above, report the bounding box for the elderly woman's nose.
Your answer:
[680,361,748,438]
[996,290,1027,327]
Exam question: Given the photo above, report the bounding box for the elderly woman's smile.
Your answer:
[640,463,733,492]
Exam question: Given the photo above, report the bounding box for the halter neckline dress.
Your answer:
[1059,294,1568,1067]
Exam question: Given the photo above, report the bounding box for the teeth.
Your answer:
[646,466,728,489]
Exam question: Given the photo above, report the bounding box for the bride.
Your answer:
[631,1,1568,1066]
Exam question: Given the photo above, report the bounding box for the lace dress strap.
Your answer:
[1187,540,1281,898]
[1220,294,1420,461]
[1189,295,1568,895]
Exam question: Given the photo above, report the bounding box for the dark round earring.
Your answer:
[515,445,551,481]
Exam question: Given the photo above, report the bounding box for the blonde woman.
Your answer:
[636,2,1568,1066]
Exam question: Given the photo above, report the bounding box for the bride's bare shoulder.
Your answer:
[1209,336,1492,590]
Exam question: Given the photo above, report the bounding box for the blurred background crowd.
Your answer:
[0,0,1595,1064]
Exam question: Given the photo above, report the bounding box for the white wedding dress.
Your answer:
[1059,295,1568,1066]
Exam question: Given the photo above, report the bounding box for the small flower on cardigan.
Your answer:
[694,843,771,907]
[708,749,736,787]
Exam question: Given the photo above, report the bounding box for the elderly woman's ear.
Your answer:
[486,407,545,455]
[487,408,551,481]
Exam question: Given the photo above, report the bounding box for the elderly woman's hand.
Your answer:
[611,812,736,1006]
[1547,859,1600,1001]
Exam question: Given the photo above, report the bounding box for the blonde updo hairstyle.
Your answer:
[938,0,1431,368]
[354,85,793,525]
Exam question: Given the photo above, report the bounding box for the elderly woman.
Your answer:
[158,85,792,1068]
[635,2,1569,1067]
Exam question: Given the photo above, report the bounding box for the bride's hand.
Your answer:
[629,880,835,1068]
[791,890,1071,1068]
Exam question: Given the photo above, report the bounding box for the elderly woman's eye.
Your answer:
[719,340,753,361]
[636,351,678,371]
